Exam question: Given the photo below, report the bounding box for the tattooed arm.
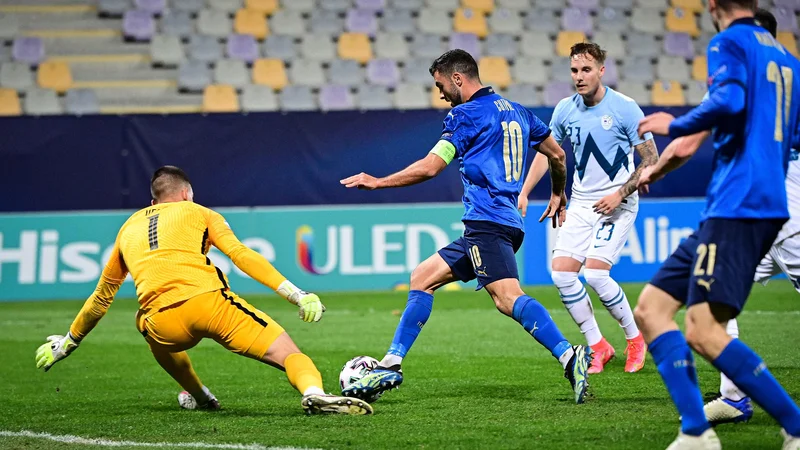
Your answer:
[592,138,658,215]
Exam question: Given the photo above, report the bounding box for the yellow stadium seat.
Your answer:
[691,56,707,82]
[245,0,278,15]
[651,81,686,106]
[671,0,703,13]
[454,8,488,38]
[338,33,372,63]
[252,58,287,90]
[778,32,799,57]
[462,0,494,14]
[666,8,699,37]
[203,84,240,113]
[430,85,451,109]
[0,88,21,116]
[235,9,269,40]
[478,56,511,88]
[37,60,73,93]
[556,31,587,57]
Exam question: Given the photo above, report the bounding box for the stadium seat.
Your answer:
[512,57,549,85]
[663,32,695,59]
[329,59,365,86]
[375,33,410,59]
[561,7,593,34]
[280,85,317,111]
[449,32,481,58]
[699,12,716,33]
[0,14,20,41]
[151,34,185,67]
[320,84,355,111]
[605,0,635,8]
[227,34,260,62]
[178,60,212,92]
[524,7,559,33]
[37,61,72,93]
[240,84,278,111]
[310,10,346,35]
[0,62,34,91]
[367,58,400,86]
[252,58,287,90]
[604,58,619,86]
[338,33,373,63]
[427,0,459,8]
[203,84,240,112]
[651,80,686,106]
[263,35,297,60]
[418,9,454,35]
[484,34,518,59]
[172,0,204,14]
[382,8,417,33]
[289,59,326,86]
[616,80,649,104]
[497,0,528,9]
[621,56,655,83]
[245,0,278,15]
[24,88,62,115]
[657,56,691,82]
[321,0,352,12]
[462,0,494,13]
[549,57,573,83]
[691,55,706,82]
[403,58,435,83]
[593,31,625,58]
[284,0,314,12]
[774,7,799,32]
[197,9,232,37]
[0,47,9,63]
[123,10,156,41]
[270,10,306,37]
[694,33,713,55]
[778,32,800,57]
[686,80,707,105]
[65,89,100,115]
[631,8,664,34]
[135,0,166,15]
[596,7,629,32]
[12,37,44,66]
[454,8,489,38]
[412,34,447,59]
[214,59,249,89]
[556,31,587,57]
[478,56,511,88]
[0,88,21,116]
[635,0,664,7]
[430,85,451,108]
[666,8,700,37]
[488,8,522,34]
[356,84,393,110]
[234,9,269,40]
[520,32,555,58]
[346,9,379,36]
[393,82,428,108]
[160,11,193,38]
[357,0,387,11]
[505,83,541,107]
[671,0,703,12]
[394,0,424,9]
[99,0,129,17]
[569,0,599,10]
[301,34,337,61]
[628,32,660,57]
[209,0,242,13]
[537,0,564,7]
[188,35,223,62]
[543,81,573,106]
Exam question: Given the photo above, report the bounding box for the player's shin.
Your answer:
[285,353,325,396]
[152,350,210,404]
[512,295,573,367]
[720,319,746,401]
[584,269,639,339]
[552,271,603,346]
[712,339,800,436]
[379,290,433,369]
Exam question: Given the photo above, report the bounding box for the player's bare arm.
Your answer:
[340,153,448,190]
[535,135,568,227]
[638,131,710,188]
[593,139,658,215]
[518,152,550,217]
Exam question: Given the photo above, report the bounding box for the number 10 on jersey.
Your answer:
[502,120,523,182]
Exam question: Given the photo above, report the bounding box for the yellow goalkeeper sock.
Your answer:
[285,353,324,396]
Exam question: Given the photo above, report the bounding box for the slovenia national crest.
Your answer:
[601,115,613,130]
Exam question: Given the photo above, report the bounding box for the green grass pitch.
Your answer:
[1,281,798,449]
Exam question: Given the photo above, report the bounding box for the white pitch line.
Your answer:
[0,430,321,450]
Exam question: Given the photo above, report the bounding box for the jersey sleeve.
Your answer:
[528,108,552,147]
[620,97,652,146]
[548,100,567,144]
[439,108,477,156]
[707,35,747,92]
[206,209,287,291]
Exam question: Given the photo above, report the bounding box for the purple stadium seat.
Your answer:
[346,9,378,36]
[773,8,799,32]
[12,37,44,65]
[134,0,166,15]
[568,0,599,11]
[663,32,694,59]
[226,34,259,62]
[123,10,155,41]
[604,58,619,86]
[561,8,593,34]
[449,32,480,58]
[366,58,400,86]
[544,81,573,106]
[320,84,355,111]
[774,0,800,11]
[355,0,385,11]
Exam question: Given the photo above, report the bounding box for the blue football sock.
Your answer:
[713,339,800,436]
[387,290,434,358]
[512,295,571,359]
[649,330,709,436]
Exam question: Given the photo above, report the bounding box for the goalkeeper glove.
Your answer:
[35,333,79,372]
[277,280,326,323]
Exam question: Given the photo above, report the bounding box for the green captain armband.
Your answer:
[430,140,456,165]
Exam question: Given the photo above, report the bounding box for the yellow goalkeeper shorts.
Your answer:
[135,289,285,359]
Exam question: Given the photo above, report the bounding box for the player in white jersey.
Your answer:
[520,42,659,374]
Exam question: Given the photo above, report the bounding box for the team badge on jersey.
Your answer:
[601,115,613,130]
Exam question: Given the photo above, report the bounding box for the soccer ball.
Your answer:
[339,356,380,400]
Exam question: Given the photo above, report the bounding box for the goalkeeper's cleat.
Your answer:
[564,345,592,404]
[302,394,373,415]
[178,390,221,411]
[782,429,800,450]
[704,395,753,426]
[624,332,647,373]
[342,365,403,401]
[666,429,721,450]
[588,338,615,374]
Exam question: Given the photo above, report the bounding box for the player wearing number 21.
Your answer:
[635,0,800,448]
[340,49,593,405]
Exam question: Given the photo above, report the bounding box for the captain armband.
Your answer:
[429,140,456,165]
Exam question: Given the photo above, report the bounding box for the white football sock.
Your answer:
[720,319,746,401]
[584,269,639,340]
[552,271,602,346]
[303,386,325,396]
[558,347,575,370]
[380,354,402,368]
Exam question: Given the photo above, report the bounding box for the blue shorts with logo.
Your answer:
[438,220,524,290]
[650,218,785,315]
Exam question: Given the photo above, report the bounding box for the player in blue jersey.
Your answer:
[635,1,800,448]
[520,42,658,375]
[339,49,593,404]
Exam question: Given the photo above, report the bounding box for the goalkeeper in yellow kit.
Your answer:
[34,166,372,415]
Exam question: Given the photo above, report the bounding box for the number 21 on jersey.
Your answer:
[502,120,523,182]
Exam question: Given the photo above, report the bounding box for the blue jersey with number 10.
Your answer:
[439,87,552,230]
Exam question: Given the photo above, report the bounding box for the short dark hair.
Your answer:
[150,165,191,200]
[429,49,480,79]
[715,0,757,12]
[569,42,607,65]
[755,8,778,38]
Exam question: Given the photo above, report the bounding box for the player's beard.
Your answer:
[445,85,463,107]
